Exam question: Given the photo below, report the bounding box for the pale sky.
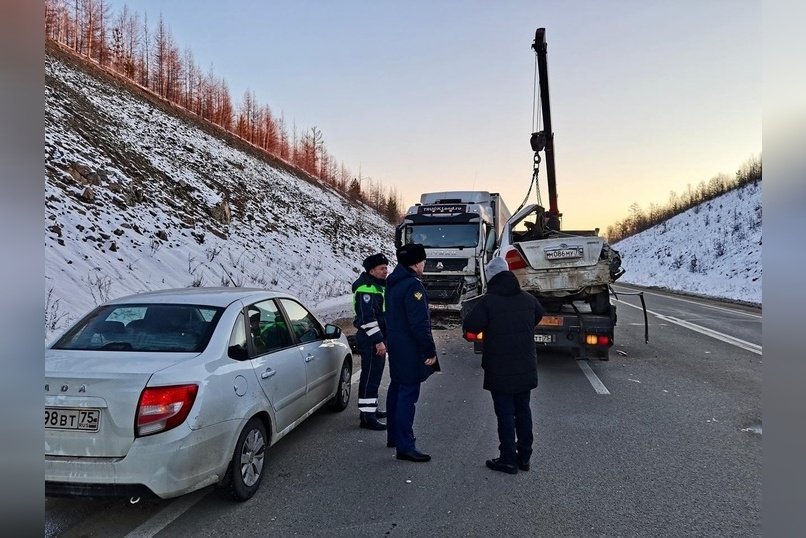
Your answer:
[105,0,761,230]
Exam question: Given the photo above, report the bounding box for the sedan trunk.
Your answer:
[45,350,197,458]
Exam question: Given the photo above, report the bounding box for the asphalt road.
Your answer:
[46,287,762,537]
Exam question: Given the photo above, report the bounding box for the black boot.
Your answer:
[376,410,387,419]
[360,412,387,431]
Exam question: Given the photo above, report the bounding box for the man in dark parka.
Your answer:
[385,243,440,462]
[462,256,545,474]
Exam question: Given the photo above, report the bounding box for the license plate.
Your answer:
[545,248,583,260]
[430,303,449,310]
[538,315,563,326]
[534,334,554,343]
[45,407,100,432]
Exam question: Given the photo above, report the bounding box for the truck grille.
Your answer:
[424,258,469,272]
[421,275,464,303]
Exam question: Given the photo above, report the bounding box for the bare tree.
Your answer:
[236,89,258,142]
[277,113,289,159]
[215,77,234,131]
[298,130,315,174]
[259,104,279,152]
[94,0,111,66]
[337,162,350,192]
[182,47,196,109]
[152,14,169,96]
[45,0,67,42]
[309,126,324,176]
[138,11,150,88]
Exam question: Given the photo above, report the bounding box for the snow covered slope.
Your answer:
[45,49,395,341]
[613,180,762,305]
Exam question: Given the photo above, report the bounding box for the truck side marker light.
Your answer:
[463,331,483,342]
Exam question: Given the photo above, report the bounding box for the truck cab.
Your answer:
[396,191,510,311]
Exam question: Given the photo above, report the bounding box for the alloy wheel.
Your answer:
[339,365,351,403]
[239,428,266,487]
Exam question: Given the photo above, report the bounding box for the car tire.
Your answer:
[329,357,352,412]
[224,417,267,501]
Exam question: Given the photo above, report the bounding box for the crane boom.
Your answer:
[531,27,561,229]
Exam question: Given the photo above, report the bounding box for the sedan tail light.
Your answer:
[136,384,198,437]
[504,248,528,270]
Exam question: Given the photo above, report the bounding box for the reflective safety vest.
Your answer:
[353,284,385,313]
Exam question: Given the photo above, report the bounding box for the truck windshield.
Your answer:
[405,224,480,248]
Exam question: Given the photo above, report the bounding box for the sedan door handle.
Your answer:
[304,354,315,363]
[261,368,276,379]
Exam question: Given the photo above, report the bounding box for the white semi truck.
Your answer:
[395,191,511,311]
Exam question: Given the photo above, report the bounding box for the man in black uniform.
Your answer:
[463,256,545,474]
[352,253,390,430]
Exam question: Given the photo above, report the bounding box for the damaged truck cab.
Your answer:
[395,191,511,311]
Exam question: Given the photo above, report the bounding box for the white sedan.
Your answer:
[45,288,353,501]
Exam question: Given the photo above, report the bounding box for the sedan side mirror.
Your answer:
[324,324,342,339]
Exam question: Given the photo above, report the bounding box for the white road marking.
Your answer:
[124,489,207,538]
[613,285,762,319]
[616,300,762,355]
[577,361,611,395]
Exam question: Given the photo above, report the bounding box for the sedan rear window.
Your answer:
[52,303,224,352]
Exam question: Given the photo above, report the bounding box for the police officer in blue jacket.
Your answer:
[385,243,440,462]
[352,253,390,431]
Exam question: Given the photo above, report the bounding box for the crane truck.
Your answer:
[463,28,646,360]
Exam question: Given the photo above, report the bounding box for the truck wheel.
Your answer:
[589,290,610,315]
[597,348,610,361]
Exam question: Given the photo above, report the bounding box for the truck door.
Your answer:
[483,223,497,264]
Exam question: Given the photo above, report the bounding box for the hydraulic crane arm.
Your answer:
[531,28,561,230]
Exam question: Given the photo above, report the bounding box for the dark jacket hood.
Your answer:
[352,271,385,292]
[487,270,521,296]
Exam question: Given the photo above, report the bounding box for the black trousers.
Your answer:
[357,340,385,414]
[491,390,533,465]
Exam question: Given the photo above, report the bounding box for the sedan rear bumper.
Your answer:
[45,420,237,499]
[45,481,158,499]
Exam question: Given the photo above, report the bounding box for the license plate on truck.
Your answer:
[534,334,554,343]
[45,407,100,432]
[538,315,563,326]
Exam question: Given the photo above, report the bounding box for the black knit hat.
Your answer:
[362,253,390,272]
[396,243,427,266]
